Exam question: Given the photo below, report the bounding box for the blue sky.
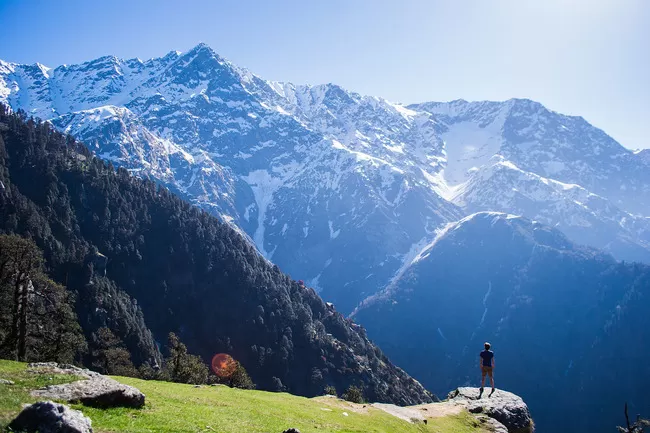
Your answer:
[1,0,648,149]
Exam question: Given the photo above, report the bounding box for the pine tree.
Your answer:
[163,333,209,385]
[0,234,86,362]
[91,327,137,377]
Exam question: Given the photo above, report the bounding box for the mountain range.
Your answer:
[2,44,649,432]
[353,211,650,432]
[3,43,649,315]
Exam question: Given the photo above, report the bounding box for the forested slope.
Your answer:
[0,106,433,405]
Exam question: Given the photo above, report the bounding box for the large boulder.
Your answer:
[32,376,145,408]
[29,363,144,408]
[8,401,92,433]
[447,387,534,433]
[28,362,100,379]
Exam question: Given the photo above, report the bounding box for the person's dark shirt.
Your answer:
[480,349,494,367]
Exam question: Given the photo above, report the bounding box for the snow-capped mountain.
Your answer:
[636,148,650,166]
[410,99,650,261]
[2,43,649,311]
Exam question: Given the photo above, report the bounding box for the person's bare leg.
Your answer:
[489,375,495,395]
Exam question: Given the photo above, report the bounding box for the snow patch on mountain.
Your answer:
[241,169,284,259]
[328,221,340,239]
[2,44,650,311]
[439,118,505,186]
[470,281,492,341]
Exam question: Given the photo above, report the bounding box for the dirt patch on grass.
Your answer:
[410,401,465,420]
[311,395,469,423]
[312,395,371,414]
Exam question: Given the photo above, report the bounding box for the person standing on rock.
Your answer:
[479,342,495,398]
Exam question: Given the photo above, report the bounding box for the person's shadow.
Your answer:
[477,388,495,399]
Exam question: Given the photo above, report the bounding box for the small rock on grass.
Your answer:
[8,400,93,433]
[0,378,15,385]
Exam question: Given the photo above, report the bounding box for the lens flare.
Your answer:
[211,353,237,378]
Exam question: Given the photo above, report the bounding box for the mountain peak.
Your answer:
[636,148,650,165]
[444,211,597,255]
[506,97,545,114]
[186,42,218,58]
[178,42,232,71]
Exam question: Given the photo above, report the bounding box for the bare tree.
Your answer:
[618,403,649,433]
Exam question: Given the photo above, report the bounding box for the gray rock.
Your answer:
[32,377,145,408]
[0,378,14,385]
[8,400,92,433]
[27,362,100,379]
[28,362,144,408]
[475,414,509,433]
[447,387,534,433]
[281,429,301,433]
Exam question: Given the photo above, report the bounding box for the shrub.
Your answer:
[162,332,209,384]
[211,361,255,390]
[229,362,255,389]
[342,385,364,403]
[91,327,137,377]
[137,362,160,380]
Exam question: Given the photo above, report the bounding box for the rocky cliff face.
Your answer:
[2,45,650,313]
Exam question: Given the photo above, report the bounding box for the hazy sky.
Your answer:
[1,0,648,149]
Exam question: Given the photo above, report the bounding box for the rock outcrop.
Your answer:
[28,362,100,379]
[29,363,145,408]
[447,387,534,433]
[475,414,509,433]
[0,378,14,384]
[8,401,93,433]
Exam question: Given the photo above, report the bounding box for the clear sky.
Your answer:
[1,0,648,149]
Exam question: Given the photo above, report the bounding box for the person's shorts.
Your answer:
[481,366,493,377]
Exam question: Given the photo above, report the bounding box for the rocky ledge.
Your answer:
[370,386,533,433]
[447,387,534,433]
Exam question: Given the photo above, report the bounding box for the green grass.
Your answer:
[0,359,83,428]
[0,360,487,433]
